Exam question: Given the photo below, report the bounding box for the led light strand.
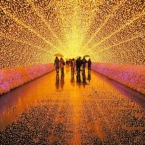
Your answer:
[1,7,58,50]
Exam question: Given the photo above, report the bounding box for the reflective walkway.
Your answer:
[0,65,145,144]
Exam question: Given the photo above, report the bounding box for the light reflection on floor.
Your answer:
[0,66,145,144]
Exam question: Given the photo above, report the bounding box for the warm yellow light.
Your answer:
[0,0,145,68]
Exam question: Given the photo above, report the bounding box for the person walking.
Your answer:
[71,58,75,72]
[59,57,65,76]
[76,57,82,73]
[76,58,79,72]
[82,57,87,72]
[54,57,60,73]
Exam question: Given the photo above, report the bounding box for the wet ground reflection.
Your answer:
[71,69,90,88]
[0,68,145,144]
[95,72,145,108]
[55,73,65,89]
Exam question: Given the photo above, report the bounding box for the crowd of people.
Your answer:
[54,56,91,85]
[54,56,91,75]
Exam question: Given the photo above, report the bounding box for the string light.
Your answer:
[0,0,145,68]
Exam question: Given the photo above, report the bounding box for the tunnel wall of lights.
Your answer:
[92,63,145,94]
[0,1,145,94]
[0,64,55,95]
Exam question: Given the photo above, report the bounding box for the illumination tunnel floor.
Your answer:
[0,65,145,144]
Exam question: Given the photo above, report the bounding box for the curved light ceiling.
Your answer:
[0,0,145,68]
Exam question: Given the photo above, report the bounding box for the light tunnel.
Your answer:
[0,0,145,144]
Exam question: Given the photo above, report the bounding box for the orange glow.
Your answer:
[0,0,145,68]
[0,64,55,95]
[1,67,145,143]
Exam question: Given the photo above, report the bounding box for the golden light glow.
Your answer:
[0,0,145,68]
[26,0,64,48]
[82,0,125,51]
[90,11,145,50]
[1,7,58,49]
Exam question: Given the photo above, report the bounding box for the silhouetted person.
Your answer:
[54,57,59,73]
[71,58,75,72]
[88,58,91,71]
[59,57,65,76]
[82,57,87,72]
[76,58,79,71]
[76,57,82,73]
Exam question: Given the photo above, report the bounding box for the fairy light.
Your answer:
[0,0,145,68]
[95,34,144,53]
[0,7,58,49]
[0,33,52,54]
[26,0,64,49]
[90,11,145,50]
[82,0,125,51]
